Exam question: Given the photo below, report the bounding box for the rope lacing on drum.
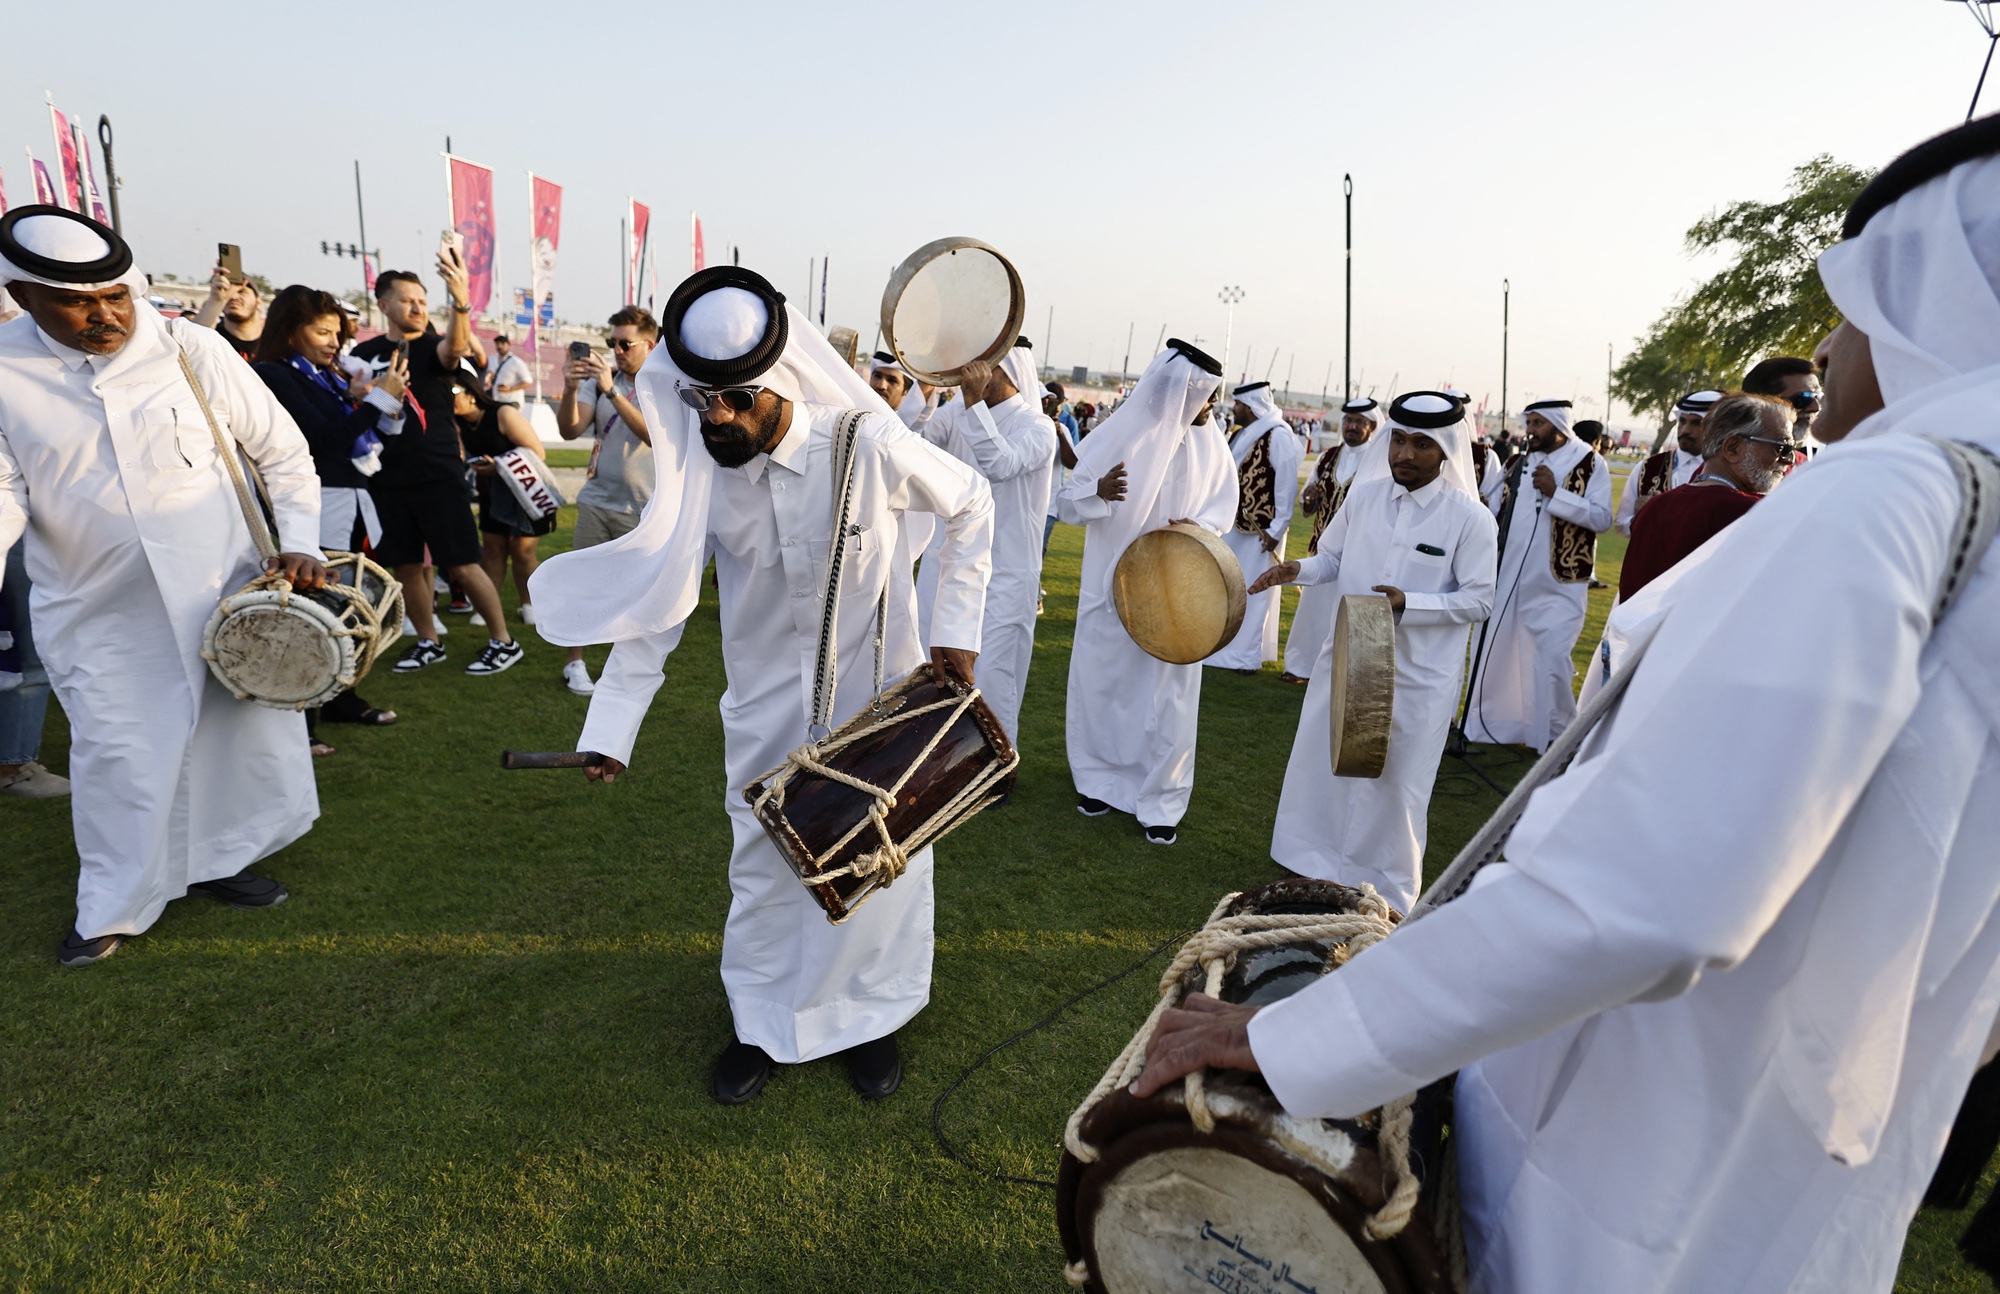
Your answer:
[1061,888,1423,1243]
[748,683,1014,887]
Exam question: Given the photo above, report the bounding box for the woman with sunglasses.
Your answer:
[252,285,407,752]
[452,378,551,626]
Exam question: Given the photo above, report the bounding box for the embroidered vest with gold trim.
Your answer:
[1233,429,1278,534]
[1550,454,1599,584]
[1636,449,1676,511]
[1305,444,1343,555]
[1472,439,1490,487]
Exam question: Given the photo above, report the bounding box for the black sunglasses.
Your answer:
[1789,389,1822,409]
[675,383,766,414]
[607,337,642,353]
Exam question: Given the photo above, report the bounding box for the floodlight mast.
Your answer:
[1954,0,2000,120]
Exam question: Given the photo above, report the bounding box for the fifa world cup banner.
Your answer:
[48,106,83,212]
[28,153,57,205]
[629,199,652,308]
[529,175,561,354]
[445,154,496,315]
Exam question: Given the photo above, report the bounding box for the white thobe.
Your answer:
[1463,435,1612,751]
[948,392,1056,745]
[1056,428,1237,827]
[910,401,963,649]
[1270,477,1497,912]
[1477,445,1507,513]
[1613,445,1701,536]
[1247,433,2000,1293]
[1209,420,1303,670]
[1281,442,1364,679]
[576,404,993,1064]
[0,312,322,939]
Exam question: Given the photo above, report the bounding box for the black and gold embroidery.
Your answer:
[1305,444,1342,555]
[1550,454,1599,583]
[1234,430,1277,535]
[1636,449,1675,512]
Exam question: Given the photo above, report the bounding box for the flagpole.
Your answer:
[355,160,372,328]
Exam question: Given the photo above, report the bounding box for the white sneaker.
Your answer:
[469,612,487,627]
[0,761,71,798]
[563,660,596,695]
[433,575,450,595]
[520,604,537,626]
[402,616,447,636]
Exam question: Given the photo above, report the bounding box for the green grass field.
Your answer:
[2,465,1990,1290]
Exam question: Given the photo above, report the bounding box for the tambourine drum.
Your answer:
[1112,524,1247,664]
[201,550,403,710]
[826,325,861,368]
[1059,879,1458,1294]
[879,236,1026,386]
[744,667,1019,924]
[1330,594,1396,778]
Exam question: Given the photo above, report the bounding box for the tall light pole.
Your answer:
[1605,342,1615,438]
[1218,285,1245,401]
[1343,173,1354,401]
[1499,278,1511,436]
[1121,321,1135,383]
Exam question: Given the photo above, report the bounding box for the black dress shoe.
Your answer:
[1077,796,1112,817]
[845,1033,903,1100]
[188,870,289,909]
[58,928,126,968]
[711,1039,774,1105]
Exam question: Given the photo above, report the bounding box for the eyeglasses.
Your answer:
[1789,389,1822,409]
[1736,433,1805,459]
[607,337,644,353]
[675,383,766,413]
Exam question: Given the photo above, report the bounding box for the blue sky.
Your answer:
[4,0,1984,424]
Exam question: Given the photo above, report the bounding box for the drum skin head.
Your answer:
[879,236,1026,386]
[204,592,355,709]
[1329,595,1395,778]
[1113,524,1248,665]
[1088,1143,1389,1294]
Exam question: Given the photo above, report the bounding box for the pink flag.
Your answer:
[692,213,705,272]
[0,167,7,215]
[362,253,377,294]
[49,105,83,211]
[445,154,497,314]
[28,150,57,205]
[77,131,111,227]
[628,199,652,307]
[529,175,562,356]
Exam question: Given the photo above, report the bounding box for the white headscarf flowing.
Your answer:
[1070,345,1229,603]
[1235,383,1285,428]
[871,351,936,429]
[999,343,1039,405]
[530,295,897,647]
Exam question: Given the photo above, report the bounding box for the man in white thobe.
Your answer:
[1280,395,1381,683]
[1254,392,1497,912]
[1131,119,2000,1293]
[1462,398,1612,751]
[940,348,1056,746]
[0,207,324,966]
[1056,340,1235,845]
[530,267,993,1105]
[1208,380,1303,672]
[1614,389,1718,536]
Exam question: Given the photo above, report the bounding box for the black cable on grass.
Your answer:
[932,927,1194,1189]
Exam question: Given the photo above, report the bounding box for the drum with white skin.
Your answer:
[201,551,403,710]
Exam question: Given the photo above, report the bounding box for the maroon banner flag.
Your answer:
[445,154,497,314]
[628,199,652,308]
[48,105,82,211]
[692,213,705,272]
[28,150,56,205]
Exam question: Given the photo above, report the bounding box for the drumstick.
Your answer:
[499,750,606,770]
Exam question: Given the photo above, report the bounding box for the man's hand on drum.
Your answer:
[267,552,329,591]
[1129,993,1263,1097]
[1096,461,1128,502]
[1246,560,1301,596]
[1372,584,1407,616]
[931,646,978,691]
[585,756,628,785]
[954,359,991,405]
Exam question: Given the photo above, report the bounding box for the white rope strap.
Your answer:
[1062,888,1421,1239]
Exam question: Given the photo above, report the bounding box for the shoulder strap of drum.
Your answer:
[173,335,278,563]
[1413,433,2000,923]
[807,410,885,740]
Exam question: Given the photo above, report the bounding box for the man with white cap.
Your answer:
[939,346,1056,746]
[1615,388,1719,536]
[867,350,937,434]
[529,266,994,1105]
[1463,397,1612,751]
[1056,339,1235,845]
[0,206,324,967]
[1251,391,1498,912]
[1130,114,2000,1294]
[1280,395,1380,684]
[1208,380,1303,673]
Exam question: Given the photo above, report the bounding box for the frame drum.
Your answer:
[878,236,1026,385]
[1112,524,1247,664]
[1329,594,1396,778]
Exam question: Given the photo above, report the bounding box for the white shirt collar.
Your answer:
[1395,474,1446,510]
[737,400,814,484]
[37,327,95,372]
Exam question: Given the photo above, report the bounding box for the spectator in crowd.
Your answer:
[1741,356,1823,450]
[352,264,523,677]
[1045,380,1081,442]
[555,306,657,696]
[456,376,553,627]
[485,333,532,408]
[251,284,409,747]
[194,264,264,360]
[0,540,69,798]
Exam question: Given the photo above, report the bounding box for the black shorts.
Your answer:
[480,483,558,538]
[371,478,483,569]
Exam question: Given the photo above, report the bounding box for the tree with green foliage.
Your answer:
[1613,155,1873,440]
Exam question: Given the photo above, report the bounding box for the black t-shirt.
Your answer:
[216,321,258,360]
[352,330,478,487]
